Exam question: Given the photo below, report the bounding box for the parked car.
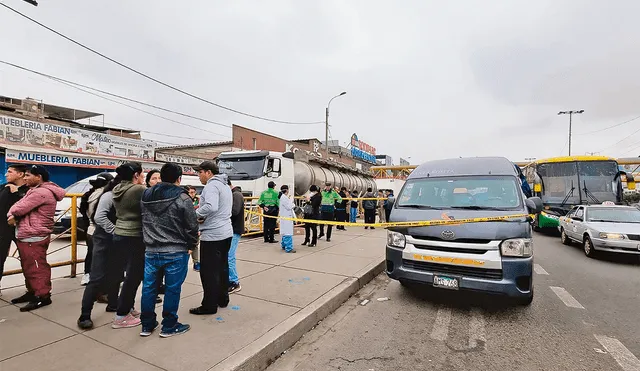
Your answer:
[54,172,203,235]
[559,203,640,258]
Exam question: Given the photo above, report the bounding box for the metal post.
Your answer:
[70,196,78,277]
[325,107,329,159]
[568,112,572,156]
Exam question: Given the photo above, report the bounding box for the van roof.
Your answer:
[408,157,517,179]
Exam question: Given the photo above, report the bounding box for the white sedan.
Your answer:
[558,203,640,258]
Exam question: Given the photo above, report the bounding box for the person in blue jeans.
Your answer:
[140,163,199,338]
[350,191,359,223]
[228,180,244,294]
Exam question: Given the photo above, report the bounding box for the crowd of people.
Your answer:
[258,181,395,252]
[0,160,245,338]
[0,161,393,338]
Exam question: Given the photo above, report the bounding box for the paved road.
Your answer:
[269,233,640,371]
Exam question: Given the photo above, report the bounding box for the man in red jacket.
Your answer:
[7,165,66,312]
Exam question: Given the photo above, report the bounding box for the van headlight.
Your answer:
[500,238,533,257]
[387,231,406,249]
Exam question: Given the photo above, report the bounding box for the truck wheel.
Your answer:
[583,236,596,258]
[560,229,571,245]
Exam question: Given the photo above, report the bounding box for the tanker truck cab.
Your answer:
[385,157,543,305]
[217,150,295,198]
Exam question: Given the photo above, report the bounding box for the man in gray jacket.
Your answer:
[190,161,233,315]
[140,163,198,337]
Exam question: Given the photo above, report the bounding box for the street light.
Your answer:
[558,110,584,156]
[326,92,347,159]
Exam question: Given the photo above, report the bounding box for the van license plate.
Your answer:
[433,275,459,290]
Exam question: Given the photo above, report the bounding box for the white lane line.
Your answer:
[594,335,640,371]
[534,264,549,275]
[550,286,585,309]
[430,307,451,341]
[468,308,486,349]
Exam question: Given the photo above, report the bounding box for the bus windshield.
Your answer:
[536,161,618,205]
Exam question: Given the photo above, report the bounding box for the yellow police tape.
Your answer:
[246,209,533,228]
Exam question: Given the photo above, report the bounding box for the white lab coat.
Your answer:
[279,193,295,236]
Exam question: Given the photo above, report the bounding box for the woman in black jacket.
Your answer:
[302,185,322,247]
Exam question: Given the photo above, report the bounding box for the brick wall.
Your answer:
[233,125,287,151]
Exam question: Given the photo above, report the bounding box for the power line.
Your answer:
[0,2,323,125]
[0,60,232,130]
[575,115,640,135]
[599,126,640,152]
[78,119,227,142]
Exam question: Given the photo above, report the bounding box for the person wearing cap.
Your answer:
[318,182,342,242]
[0,164,28,296]
[258,181,280,243]
[7,165,65,311]
[79,172,114,286]
[190,160,233,315]
[278,185,296,253]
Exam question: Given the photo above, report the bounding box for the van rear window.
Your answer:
[397,176,522,209]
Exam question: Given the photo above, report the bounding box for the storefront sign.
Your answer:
[6,149,118,169]
[285,140,323,158]
[155,152,208,166]
[0,114,155,161]
[351,147,376,163]
[350,133,376,155]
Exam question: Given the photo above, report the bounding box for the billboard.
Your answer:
[0,114,155,161]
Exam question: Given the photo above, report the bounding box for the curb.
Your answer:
[211,259,386,371]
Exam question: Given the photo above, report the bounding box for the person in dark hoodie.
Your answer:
[139,163,198,337]
[302,185,321,247]
[7,165,66,311]
[0,164,28,296]
[362,187,377,230]
[110,162,146,329]
[228,180,244,294]
[335,187,349,231]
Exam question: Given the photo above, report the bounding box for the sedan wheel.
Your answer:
[561,229,571,245]
[583,236,596,258]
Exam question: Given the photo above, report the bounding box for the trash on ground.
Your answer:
[377,297,390,302]
[360,299,370,306]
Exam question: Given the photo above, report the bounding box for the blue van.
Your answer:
[385,157,543,305]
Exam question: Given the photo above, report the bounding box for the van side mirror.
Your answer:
[525,197,543,214]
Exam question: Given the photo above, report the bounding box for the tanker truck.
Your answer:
[216,150,377,198]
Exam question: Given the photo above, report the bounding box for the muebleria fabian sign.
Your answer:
[6,149,119,169]
[0,114,156,161]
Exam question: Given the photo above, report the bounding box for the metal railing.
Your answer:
[2,194,381,279]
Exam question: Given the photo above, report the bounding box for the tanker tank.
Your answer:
[293,160,377,196]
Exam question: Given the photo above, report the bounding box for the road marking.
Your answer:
[468,308,486,349]
[594,335,640,371]
[533,264,549,275]
[550,286,585,309]
[430,307,451,341]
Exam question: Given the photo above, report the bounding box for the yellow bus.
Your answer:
[522,156,634,230]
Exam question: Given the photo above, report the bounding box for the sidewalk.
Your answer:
[0,226,386,371]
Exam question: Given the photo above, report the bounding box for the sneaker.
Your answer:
[326,238,331,242]
[112,314,141,329]
[193,262,200,272]
[160,323,190,338]
[286,249,297,254]
[140,321,159,337]
[11,291,36,304]
[81,273,91,286]
[155,296,163,304]
[77,316,94,330]
[189,306,217,315]
[228,283,242,294]
[130,309,141,318]
[20,296,52,312]
[106,306,117,313]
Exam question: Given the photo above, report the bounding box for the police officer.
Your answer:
[318,182,342,242]
[258,181,280,243]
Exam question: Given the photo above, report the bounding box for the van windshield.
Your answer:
[397,176,522,209]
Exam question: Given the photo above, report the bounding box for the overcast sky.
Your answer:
[2,0,640,164]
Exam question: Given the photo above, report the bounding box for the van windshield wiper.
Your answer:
[450,206,488,210]
[399,204,442,210]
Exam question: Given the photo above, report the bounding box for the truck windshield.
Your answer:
[218,157,266,180]
[397,176,522,209]
[537,162,580,205]
[577,161,618,203]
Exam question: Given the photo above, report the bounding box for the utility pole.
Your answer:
[558,110,584,156]
[325,92,347,159]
